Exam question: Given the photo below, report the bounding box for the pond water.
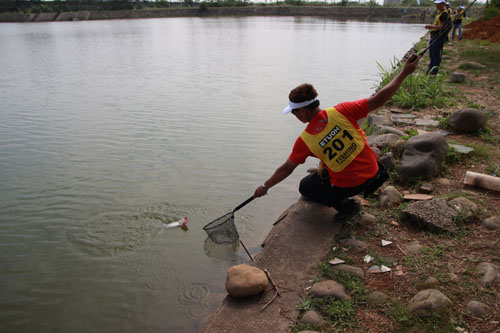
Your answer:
[0,16,424,332]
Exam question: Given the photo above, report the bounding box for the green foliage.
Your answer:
[376,59,451,110]
[385,301,457,332]
[199,2,209,12]
[446,146,462,165]
[438,115,451,130]
[402,128,419,140]
[461,43,500,69]
[482,4,500,20]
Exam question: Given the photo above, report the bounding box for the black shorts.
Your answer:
[298,162,388,209]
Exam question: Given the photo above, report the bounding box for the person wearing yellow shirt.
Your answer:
[425,0,451,74]
[452,5,467,41]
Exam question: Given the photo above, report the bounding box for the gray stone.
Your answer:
[424,277,439,287]
[466,301,488,318]
[359,213,376,226]
[406,241,424,254]
[331,264,364,279]
[340,238,368,252]
[483,216,500,230]
[368,114,391,127]
[448,197,478,218]
[450,72,466,83]
[392,113,416,119]
[449,108,486,133]
[367,133,401,149]
[393,118,415,126]
[415,119,440,127]
[302,310,326,327]
[372,125,406,137]
[419,183,434,194]
[402,199,459,233]
[367,291,390,305]
[379,186,403,208]
[378,152,397,172]
[309,280,351,300]
[408,289,453,317]
[398,133,449,182]
[438,129,451,136]
[225,264,269,298]
[449,143,474,154]
[476,262,500,287]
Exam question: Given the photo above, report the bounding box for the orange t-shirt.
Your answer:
[289,99,378,187]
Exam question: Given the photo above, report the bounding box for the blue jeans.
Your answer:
[452,23,462,40]
[428,37,444,74]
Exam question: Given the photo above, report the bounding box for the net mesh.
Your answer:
[203,212,239,244]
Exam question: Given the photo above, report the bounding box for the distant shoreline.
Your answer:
[0,6,484,23]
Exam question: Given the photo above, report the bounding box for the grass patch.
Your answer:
[460,41,500,69]
[375,58,451,110]
[385,301,458,333]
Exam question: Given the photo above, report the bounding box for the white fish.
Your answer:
[162,217,188,229]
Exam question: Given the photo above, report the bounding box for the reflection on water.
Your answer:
[0,16,424,332]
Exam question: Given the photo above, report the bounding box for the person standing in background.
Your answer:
[425,0,450,75]
[452,5,467,41]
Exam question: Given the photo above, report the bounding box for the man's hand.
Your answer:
[401,53,421,77]
[254,185,268,198]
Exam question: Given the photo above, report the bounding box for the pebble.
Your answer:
[483,216,500,230]
[466,301,488,318]
[367,291,390,305]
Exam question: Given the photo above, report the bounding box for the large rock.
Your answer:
[408,289,453,317]
[225,264,268,298]
[308,280,351,300]
[449,108,486,133]
[372,125,406,137]
[402,199,459,233]
[476,262,500,287]
[368,114,391,127]
[398,133,449,182]
[379,186,403,208]
[448,197,478,219]
[367,133,401,149]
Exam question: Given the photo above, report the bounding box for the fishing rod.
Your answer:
[417,0,477,57]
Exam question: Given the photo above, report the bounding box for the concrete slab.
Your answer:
[203,198,339,332]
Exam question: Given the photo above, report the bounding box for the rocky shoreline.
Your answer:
[203,26,500,332]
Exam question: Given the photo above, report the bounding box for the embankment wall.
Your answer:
[0,6,484,23]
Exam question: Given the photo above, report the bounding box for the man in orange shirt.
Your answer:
[254,54,420,223]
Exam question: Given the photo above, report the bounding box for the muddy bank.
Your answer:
[0,6,484,23]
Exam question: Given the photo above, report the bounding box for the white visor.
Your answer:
[283,98,317,114]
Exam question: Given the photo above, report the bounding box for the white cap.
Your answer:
[433,0,445,3]
[283,98,317,114]
[459,5,464,8]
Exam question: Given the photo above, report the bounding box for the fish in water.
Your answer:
[162,217,188,229]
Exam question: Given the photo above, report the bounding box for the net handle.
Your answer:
[233,196,254,213]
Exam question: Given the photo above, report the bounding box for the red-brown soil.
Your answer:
[463,14,500,42]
